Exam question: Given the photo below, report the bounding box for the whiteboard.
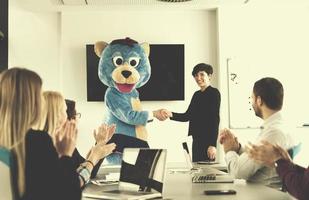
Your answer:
[223,6,309,128]
[227,56,309,128]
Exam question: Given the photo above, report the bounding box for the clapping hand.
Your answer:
[87,143,116,166]
[54,120,78,157]
[93,123,116,145]
[219,128,240,153]
[87,123,117,165]
[246,140,291,167]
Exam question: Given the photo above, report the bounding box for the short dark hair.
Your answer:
[192,63,213,76]
[253,77,284,110]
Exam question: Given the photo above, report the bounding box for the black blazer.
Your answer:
[171,86,221,146]
[22,129,81,200]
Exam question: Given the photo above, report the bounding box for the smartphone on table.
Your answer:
[204,189,236,195]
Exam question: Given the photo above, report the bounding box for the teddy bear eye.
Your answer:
[112,56,123,67]
[128,57,140,67]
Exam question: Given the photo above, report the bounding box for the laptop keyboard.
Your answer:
[192,174,216,183]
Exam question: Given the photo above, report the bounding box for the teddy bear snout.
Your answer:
[121,70,132,78]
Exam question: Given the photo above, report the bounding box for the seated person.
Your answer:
[38,91,116,180]
[0,68,81,200]
[66,98,115,176]
[219,77,293,185]
[247,140,309,200]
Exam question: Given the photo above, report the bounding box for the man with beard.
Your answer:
[219,77,294,186]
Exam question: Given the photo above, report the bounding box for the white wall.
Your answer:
[9,0,61,91]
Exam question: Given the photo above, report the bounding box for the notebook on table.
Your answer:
[83,148,167,200]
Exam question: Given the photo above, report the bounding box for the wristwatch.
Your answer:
[77,165,91,185]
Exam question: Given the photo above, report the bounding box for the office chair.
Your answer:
[281,143,302,192]
[0,147,18,200]
[287,143,302,160]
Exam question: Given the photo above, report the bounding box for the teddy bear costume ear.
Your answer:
[140,42,150,57]
[94,41,108,57]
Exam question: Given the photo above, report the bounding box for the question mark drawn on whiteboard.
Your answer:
[230,73,238,84]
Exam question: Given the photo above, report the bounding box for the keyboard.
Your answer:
[192,174,216,183]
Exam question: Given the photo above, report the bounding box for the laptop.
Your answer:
[83,148,167,200]
[181,142,234,183]
[182,142,218,165]
[182,142,199,171]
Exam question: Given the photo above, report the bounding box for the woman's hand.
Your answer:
[54,120,77,157]
[207,146,217,160]
[93,124,116,145]
[87,143,116,166]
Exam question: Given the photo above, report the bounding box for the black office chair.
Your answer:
[281,143,302,192]
[0,147,19,200]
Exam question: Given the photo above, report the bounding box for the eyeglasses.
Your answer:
[68,112,81,120]
[74,113,81,119]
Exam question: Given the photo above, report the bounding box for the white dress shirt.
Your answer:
[225,111,294,185]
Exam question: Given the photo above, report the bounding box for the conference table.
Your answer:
[82,164,294,200]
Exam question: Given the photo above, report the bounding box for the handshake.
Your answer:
[153,109,173,121]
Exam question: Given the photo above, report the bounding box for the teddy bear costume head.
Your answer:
[95,38,152,164]
[95,37,151,93]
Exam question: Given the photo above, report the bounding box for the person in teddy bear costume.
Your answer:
[94,37,166,164]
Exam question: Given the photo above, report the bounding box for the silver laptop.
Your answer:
[83,148,167,200]
[182,142,198,171]
[182,142,218,165]
[181,142,234,183]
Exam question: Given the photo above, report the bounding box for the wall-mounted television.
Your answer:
[86,44,184,101]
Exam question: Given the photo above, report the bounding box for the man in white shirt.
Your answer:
[220,77,293,185]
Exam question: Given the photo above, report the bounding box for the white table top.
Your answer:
[82,164,293,200]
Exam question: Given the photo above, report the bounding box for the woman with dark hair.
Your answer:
[163,63,221,162]
[64,98,114,177]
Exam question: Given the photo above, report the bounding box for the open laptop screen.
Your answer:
[119,148,167,193]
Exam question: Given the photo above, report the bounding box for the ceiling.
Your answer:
[18,0,248,12]
[16,0,309,12]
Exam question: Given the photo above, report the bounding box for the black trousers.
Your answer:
[192,139,212,162]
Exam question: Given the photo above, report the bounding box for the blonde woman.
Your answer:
[39,91,116,181]
[0,68,79,200]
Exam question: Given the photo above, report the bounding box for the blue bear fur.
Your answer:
[97,38,151,164]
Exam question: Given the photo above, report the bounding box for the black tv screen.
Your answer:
[86,44,184,101]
